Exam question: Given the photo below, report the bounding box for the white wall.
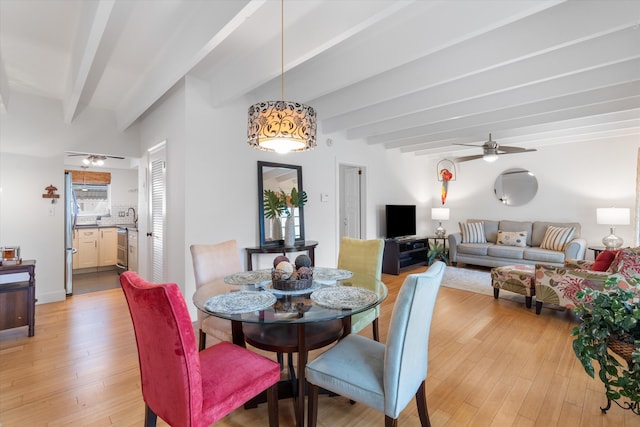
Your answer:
[426,137,639,258]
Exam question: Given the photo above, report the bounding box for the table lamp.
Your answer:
[596,207,630,249]
[432,207,450,237]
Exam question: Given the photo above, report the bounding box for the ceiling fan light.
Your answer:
[483,153,499,162]
[94,159,104,166]
[82,158,90,165]
[247,101,317,153]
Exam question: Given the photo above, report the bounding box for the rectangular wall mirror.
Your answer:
[258,161,305,247]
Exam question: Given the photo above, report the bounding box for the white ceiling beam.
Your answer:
[63,0,114,124]
[115,0,261,131]
[381,97,640,150]
[368,80,640,146]
[315,0,639,123]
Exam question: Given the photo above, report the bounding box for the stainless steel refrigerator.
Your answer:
[64,171,78,295]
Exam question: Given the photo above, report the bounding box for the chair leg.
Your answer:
[385,415,398,427]
[415,380,431,427]
[372,318,380,342]
[525,296,532,308]
[493,288,499,299]
[198,329,206,351]
[267,382,279,427]
[535,300,543,315]
[144,404,157,427]
[307,383,319,427]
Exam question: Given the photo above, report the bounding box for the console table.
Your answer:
[245,241,318,271]
[0,260,36,336]
[382,237,429,275]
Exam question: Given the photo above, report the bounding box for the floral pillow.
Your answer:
[496,230,527,247]
[608,247,640,278]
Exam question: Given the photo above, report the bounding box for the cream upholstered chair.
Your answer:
[190,240,242,351]
[337,237,384,341]
[305,261,445,427]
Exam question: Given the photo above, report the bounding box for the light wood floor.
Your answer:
[0,266,636,426]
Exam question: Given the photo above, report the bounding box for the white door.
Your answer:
[148,144,166,283]
[340,164,365,239]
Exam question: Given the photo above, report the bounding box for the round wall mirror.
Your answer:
[494,168,538,206]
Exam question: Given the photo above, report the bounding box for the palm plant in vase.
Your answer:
[263,189,286,240]
[281,187,307,246]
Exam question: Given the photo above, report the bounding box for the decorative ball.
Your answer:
[273,255,289,268]
[295,254,312,269]
[275,261,294,279]
[297,266,313,279]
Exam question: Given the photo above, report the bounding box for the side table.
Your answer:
[245,240,318,271]
[0,260,36,336]
[588,246,606,259]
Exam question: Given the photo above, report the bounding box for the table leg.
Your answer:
[296,323,306,427]
[231,320,245,347]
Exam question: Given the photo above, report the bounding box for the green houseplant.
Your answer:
[427,242,449,265]
[571,276,640,413]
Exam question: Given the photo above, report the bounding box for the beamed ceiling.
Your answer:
[0,0,638,160]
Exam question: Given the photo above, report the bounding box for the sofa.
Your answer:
[448,219,586,268]
[534,246,640,314]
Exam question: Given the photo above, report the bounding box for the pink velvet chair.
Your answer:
[120,271,280,427]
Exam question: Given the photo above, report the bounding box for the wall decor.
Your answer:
[436,159,456,205]
[494,168,538,206]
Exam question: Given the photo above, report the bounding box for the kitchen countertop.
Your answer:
[75,224,137,230]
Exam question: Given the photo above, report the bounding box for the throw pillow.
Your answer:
[496,230,528,247]
[591,250,618,272]
[459,222,486,243]
[607,247,640,278]
[539,226,576,251]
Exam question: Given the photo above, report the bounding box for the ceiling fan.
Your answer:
[453,134,537,163]
[66,151,125,166]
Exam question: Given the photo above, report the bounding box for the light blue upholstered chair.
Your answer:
[305,261,445,427]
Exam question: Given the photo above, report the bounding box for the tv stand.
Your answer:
[382,237,428,275]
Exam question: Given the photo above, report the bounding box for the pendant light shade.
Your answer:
[247,100,317,153]
[247,0,316,153]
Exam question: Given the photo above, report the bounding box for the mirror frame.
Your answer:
[258,161,305,247]
[494,168,538,206]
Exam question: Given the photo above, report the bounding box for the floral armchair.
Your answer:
[534,246,640,315]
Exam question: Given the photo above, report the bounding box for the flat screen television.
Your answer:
[385,204,416,239]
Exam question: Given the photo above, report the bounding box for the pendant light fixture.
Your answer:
[247,0,316,153]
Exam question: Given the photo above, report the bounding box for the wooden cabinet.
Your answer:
[0,260,36,336]
[77,228,99,268]
[382,237,429,275]
[99,228,118,266]
[74,227,118,269]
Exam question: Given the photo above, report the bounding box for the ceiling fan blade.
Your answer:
[453,154,484,163]
[496,145,529,153]
[497,148,537,155]
[104,155,125,159]
[453,143,484,147]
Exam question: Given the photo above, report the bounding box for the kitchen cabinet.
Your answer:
[99,228,118,266]
[77,228,99,268]
[74,227,118,269]
[127,230,138,273]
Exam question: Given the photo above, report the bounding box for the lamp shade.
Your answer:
[247,101,317,153]
[431,207,450,221]
[596,208,630,225]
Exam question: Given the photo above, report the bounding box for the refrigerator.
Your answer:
[64,172,78,295]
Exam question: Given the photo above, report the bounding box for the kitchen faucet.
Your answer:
[127,207,138,227]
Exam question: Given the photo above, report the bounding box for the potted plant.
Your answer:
[427,242,449,265]
[571,276,640,413]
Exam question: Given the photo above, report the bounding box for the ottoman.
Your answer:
[490,265,536,308]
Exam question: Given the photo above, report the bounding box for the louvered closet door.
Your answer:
[149,144,166,283]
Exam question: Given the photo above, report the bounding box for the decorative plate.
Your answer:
[311,286,378,310]
[313,267,353,281]
[224,270,270,285]
[204,291,276,314]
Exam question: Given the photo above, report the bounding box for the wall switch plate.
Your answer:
[321,193,329,202]
[119,211,125,217]
[48,205,55,216]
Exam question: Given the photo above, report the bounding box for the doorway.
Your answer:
[339,164,366,240]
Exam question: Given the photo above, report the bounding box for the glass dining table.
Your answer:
[192,267,388,427]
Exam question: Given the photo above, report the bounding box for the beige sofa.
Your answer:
[448,219,586,268]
